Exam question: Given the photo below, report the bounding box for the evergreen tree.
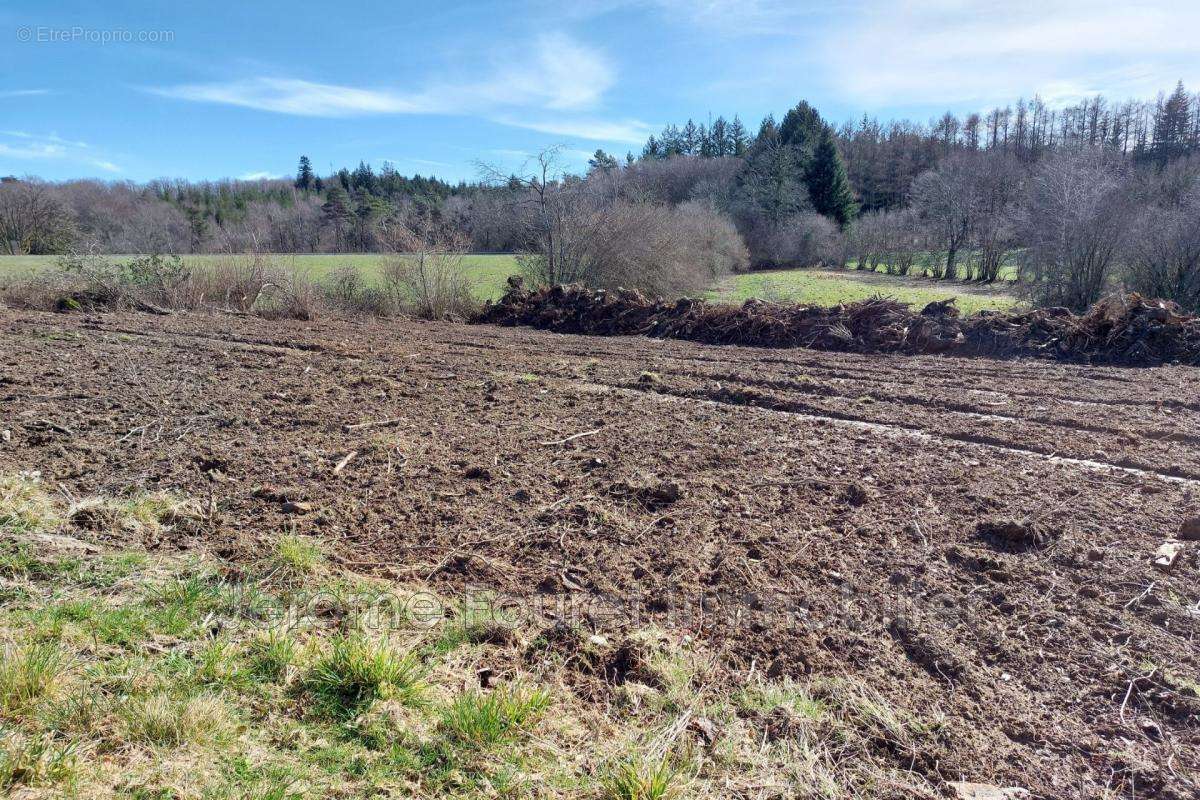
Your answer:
[806,128,858,226]
[729,116,749,156]
[709,117,730,157]
[1150,82,1192,166]
[350,161,377,194]
[588,149,620,174]
[779,101,825,155]
[295,155,314,190]
[681,119,700,155]
[641,135,662,160]
[756,114,779,143]
[321,186,352,250]
[661,124,684,156]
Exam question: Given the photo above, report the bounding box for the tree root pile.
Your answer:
[477,279,1200,365]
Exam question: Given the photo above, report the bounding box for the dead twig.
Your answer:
[333,450,359,474]
[540,428,601,446]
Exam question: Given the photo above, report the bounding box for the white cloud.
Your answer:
[0,89,52,99]
[238,170,282,180]
[0,130,120,173]
[151,34,613,117]
[491,114,655,143]
[824,0,1200,106]
[148,33,640,143]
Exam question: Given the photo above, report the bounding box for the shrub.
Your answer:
[379,221,477,319]
[745,212,845,269]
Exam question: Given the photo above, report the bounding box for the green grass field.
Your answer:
[1,254,1020,312]
[0,254,522,303]
[707,268,1020,315]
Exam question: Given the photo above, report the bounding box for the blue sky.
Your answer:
[2,0,1197,183]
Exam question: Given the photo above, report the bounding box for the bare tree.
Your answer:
[910,154,976,279]
[0,179,75,254]
[476,146,589,286]
[1125,159,1200,309]
[1018,150,1130,309]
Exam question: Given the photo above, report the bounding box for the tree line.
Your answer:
[2,82,1198,309]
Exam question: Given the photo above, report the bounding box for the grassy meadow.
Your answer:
[706,268,1019,315]
[0,253,1021,313]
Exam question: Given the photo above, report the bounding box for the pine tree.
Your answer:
[641,135,662,160]
[1150,81,1192,165]
[295,155,314,190]
[779,101,825,156]
[321,187,352,250]
[661,124,684,156]
[806,128,858,227]
[709,117,729,157]
[729,116,749,156]
[588,149,619,174]
[350,161,377,194]
[681,119,700,155]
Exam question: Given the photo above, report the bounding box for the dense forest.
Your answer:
[3,82,1199,309]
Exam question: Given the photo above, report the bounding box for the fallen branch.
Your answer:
[540,428,601,446]
[333,450,359,474]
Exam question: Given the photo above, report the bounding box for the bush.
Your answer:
[1124,162,1200,311]
[745,212,845,269]
[320,265,393,316]
[379,221,477,320]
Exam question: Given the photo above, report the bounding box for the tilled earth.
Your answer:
[2,307,1198,799]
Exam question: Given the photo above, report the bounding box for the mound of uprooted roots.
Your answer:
[477,277,1200,366]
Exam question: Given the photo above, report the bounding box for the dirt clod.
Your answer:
[975,518,1053,550]
[1180,516,1200,540]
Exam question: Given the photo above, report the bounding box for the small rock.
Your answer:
[1139,718,1163,741]
[28,532,101,554]
[1180,516,1200,541]
[1,429,10,442]
[1152,540,1184,571]
[948,782,1030,800]
[588,634,608,647]
[281,501,315,514]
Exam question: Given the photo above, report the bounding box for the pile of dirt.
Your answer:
[477,278,1200,365]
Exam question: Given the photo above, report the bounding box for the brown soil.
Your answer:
[2,307,1198,798]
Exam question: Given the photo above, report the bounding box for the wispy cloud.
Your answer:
[0,130,120,173]
[823,0,1200,106]
[147,33,640,143]
[0,89,52,99]
[491,114,654,144]
[238,170,282,180]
